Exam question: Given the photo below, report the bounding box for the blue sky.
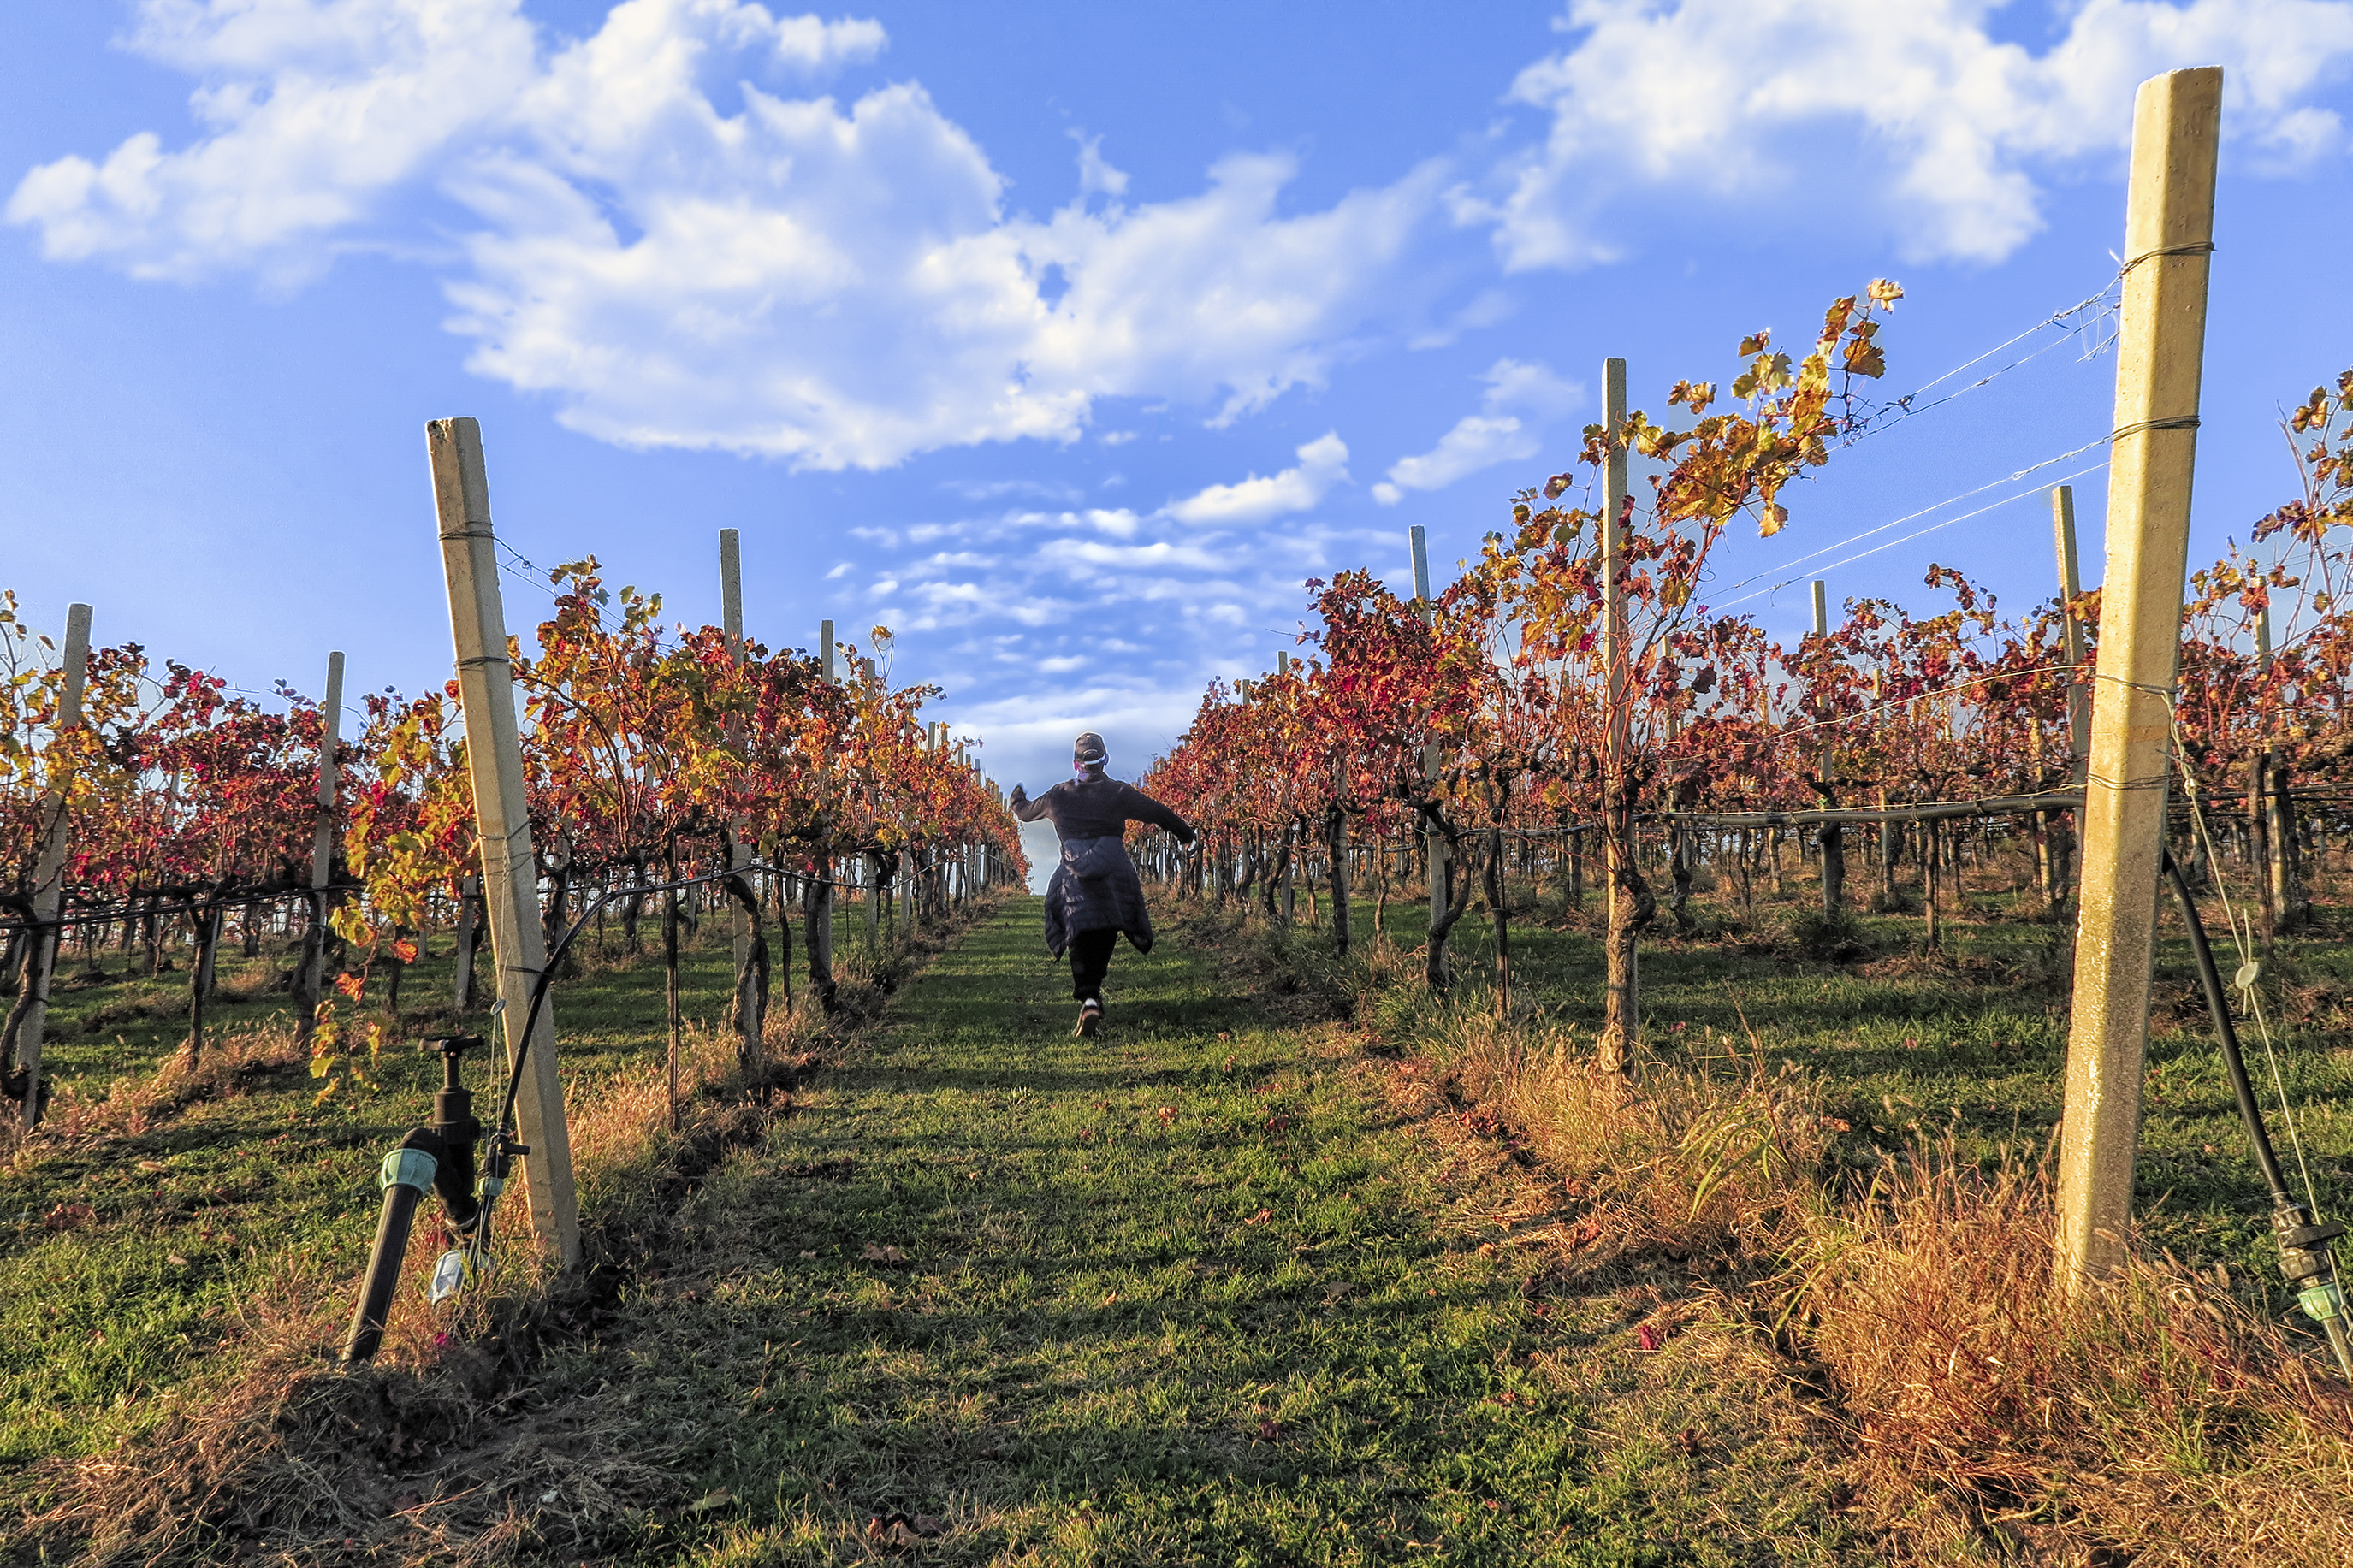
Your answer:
[4,0,2352,804]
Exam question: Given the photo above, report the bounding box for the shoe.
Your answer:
[1074,999,1104,1038]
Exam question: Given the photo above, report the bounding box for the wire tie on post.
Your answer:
[2119,240,2215,273]
[2111,415,2201,441]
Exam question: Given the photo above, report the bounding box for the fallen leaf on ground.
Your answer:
[685,1488,732,1513]
[860,1243,906,1263]
[867,1512,945,1544]
[1243,1209,1273,1227]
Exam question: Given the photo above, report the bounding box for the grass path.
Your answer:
[556,898,1872,1565]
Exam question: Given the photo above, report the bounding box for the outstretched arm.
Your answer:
[1121,784,1195,844]
[1010,783,1051,823]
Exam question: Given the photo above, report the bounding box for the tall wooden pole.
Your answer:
[2053,485,2090,781]
[311,652,346,890]
[17,604,90,1129]
[293,651,346,1041]
[1599,357,1637,1067]
[2055,66,2222,1293]
[1410,524,1444,929]
[720,529,762,1070]
[1811,581,1844,914]
[428,417,582,1268]
[821,619,835,683]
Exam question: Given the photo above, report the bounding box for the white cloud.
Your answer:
[942,477,1082,502]
[8,0,1443,469]
[1071,132,1129,198]
[1043,538,1225,571]
[1165,431,1349,524]
[1478,0,2353,268]
[1373,358,1579,503]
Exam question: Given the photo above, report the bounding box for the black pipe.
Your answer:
[2161,849,2352,1376]
[2161,849,2292,1202]
[341,1129,440,1364]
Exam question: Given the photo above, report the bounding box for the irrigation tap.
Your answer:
[341,1034,506,1364]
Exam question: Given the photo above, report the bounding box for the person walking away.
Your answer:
[1011,731,1195,1036]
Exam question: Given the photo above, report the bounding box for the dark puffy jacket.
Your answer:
[1013,774,1194,957]
[1044,837,1153,958]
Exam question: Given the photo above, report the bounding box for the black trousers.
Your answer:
[1069,929,1119,1003]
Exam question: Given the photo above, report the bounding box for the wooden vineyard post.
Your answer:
[2053,487,2091,778]
[1598,356,1637,1072]
[1328,756,1350,956]
[2056,66,2221,1294]
[428,417,583,1269]
[1410,524,1444,934]
[293,651,345,1042]
[803,617,836,1008]
[2048,485,2090,907]
[1811,580,1844,914]
[720,529,764,1077]
[16,603,90,1130]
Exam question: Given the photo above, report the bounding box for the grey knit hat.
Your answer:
[1073,731,1109,766]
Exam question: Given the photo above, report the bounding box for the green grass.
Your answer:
[21,849,2346,1561]
[514,896,1872,1565]
[0,898,766,1518]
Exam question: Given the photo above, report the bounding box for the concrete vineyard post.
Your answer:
[1811,580,1843,914]
[809,617,836,996]
[1599,356,1638,1069]
[294,651,345,1039]
[17,603,90,1130]
[2050,484,2090,907]
[312,652,346,890]
[2053,486,2090,779]
[1409,524,1443,929]
[2055,67,2221,1293]
[428,417,583,1269]
[720,529,762,1075]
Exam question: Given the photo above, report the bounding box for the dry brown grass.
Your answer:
[1416,1005,1831,1269]
[1785,1145,2353,1565]
[8,1021,305,1158]
[1380,992,2353,1565]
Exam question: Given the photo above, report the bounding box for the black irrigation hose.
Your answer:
[489,861,770,1151]
[2160,849,2353,1378]
[2161,849,2294,1204]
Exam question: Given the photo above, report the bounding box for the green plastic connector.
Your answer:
[380,1146,439,1195]
[2297,1281,2345,1323]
